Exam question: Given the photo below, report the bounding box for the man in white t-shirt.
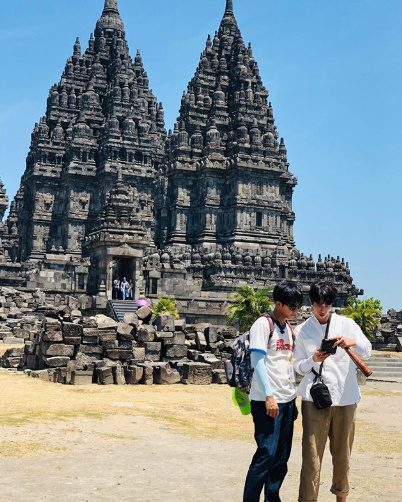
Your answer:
[243,280,303,502]
[293,280,371,502]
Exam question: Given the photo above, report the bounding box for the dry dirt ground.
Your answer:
[0,365,401,502]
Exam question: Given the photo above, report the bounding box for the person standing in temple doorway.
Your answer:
[127,279,133,300]
[243,280,303,502]
[113,277,120,300]
[120,277,129,300]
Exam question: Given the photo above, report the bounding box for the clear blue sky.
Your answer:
[0,0,401,311]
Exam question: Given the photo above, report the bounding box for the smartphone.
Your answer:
[321,339,338,354]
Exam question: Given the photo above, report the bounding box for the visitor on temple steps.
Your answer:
[243,280,303,502]
[113,277,120,300]
[293,280,372,502]
[120,277,129,300]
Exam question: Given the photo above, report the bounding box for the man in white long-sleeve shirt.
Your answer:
[243,280,303,502]
[293,280,372,502]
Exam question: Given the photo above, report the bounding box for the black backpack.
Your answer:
[224,314,275,394]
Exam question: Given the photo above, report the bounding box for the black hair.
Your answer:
[272,280,303,307]
[309,280,337,305]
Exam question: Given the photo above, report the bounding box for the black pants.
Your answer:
[243,399,295,502]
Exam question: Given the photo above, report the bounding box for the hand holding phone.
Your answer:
[321,338,338,354]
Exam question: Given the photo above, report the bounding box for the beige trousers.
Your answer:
[298,401,357,502]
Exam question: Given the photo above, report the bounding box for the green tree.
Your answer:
[226,285,273,332]
[152,297,179,319]
[339,297,382,341]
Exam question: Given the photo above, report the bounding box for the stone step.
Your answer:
[368,365,402,372]
[109,301,139,322]
[368,371,402,378]
[368,359,402,367]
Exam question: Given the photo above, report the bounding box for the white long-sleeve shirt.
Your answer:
[293,313,372,406]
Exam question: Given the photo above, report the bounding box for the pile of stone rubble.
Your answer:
[1,297,236,385]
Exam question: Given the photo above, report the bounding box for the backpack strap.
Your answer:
[285,320,296,343]
[260,313,295,344]
[262,313,275,340]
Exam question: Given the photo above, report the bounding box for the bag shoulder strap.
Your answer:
[315,313,332,379]
[262,313,275,340]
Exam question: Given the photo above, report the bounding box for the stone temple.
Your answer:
[0,0,361,321]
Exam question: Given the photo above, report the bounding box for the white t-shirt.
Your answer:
[249,316,296,403]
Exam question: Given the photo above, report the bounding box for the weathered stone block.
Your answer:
[163,332,185,345]
[101,339,116,350]
[12,328,30,340]
[131,347,146,363]
[154,363,181,385]
[117,322,134,340]
[97,366,114,385]
[219,327,237,340]
[79,344,103,355]
[42,330,63,343]
[70,309,82,320]
[75,352,99,370]
[45,318,61,330]
[174,319,186,332]
[83,317,97,328]
[98,331,117,343]
[82,335,99,344]
[42,343,74,357]
[155,331,174,340]
[138,325,156,343]
[62,322,83,338]
[125,365,144,385]
[144,341,161,361]
[63,337,82,346]
[205,326,218,344]
[43,356,71,367]
[163,344,188,359]
[5,357,22,368]
[212,369,227,384]
[112,362,126,385]
[95,314,118,330]
[138,364,154,385]
[136,306,152,323]
[123,313,139,326]
[73,370,94,385]
[179,362,212,385]
[2,337,25,344]
[118,339,133,350]
[197,353,222,369]
[153,314,175,332]
[30,369,53,381]
[195,331,208,351]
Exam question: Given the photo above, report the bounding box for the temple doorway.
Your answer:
[111,258,135,300]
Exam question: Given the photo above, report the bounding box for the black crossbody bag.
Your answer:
[310,314,333,409]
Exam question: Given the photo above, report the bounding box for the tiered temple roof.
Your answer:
[159,0,295,256]
[15,0,165,261]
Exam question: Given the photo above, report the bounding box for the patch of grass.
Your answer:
[355,419,402,455]
[0,440,66,458]
[362,387,402,397]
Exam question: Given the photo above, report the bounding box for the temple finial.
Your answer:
[103,0,119,13]
[225,0,233,14]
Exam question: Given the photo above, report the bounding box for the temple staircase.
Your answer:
[108,300,139,322]
[367,354,402,382]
